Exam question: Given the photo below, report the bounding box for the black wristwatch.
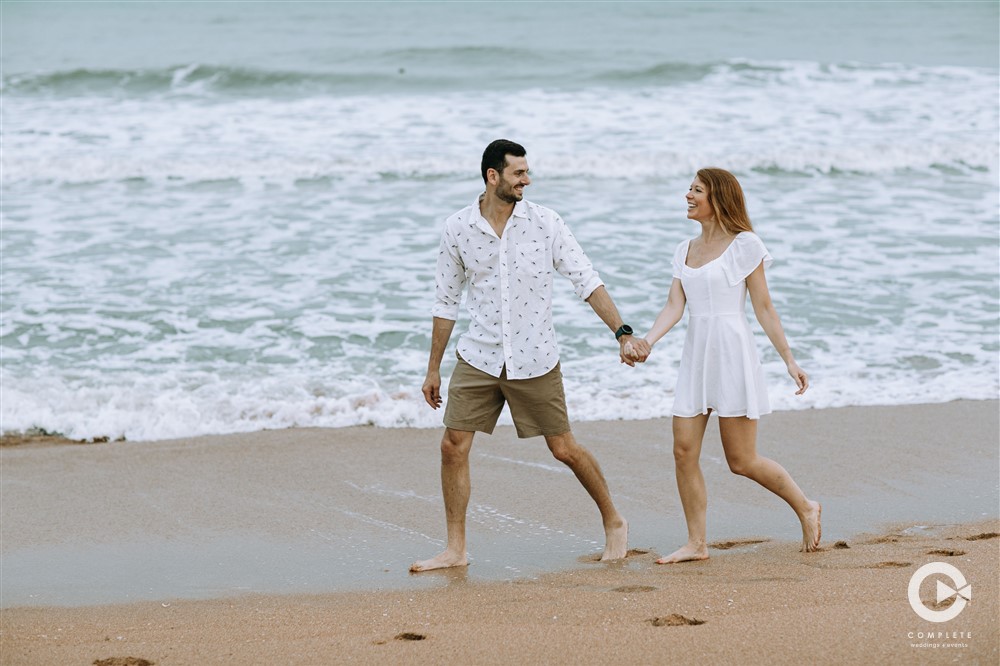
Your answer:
[614,324,634,340]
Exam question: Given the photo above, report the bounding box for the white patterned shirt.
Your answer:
[432,196,604,380]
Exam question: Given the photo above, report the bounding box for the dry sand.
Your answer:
[2,400,998,664]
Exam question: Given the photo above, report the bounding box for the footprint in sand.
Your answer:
[612,585,657,593]
[745,576,805,583]
[927,549,966,557]
[648,614,705,627]
[928,598,957,611]
[965,532,998,541]
[93,659,155,666]
[394,632,426,641]
[578,548,651,563]
[864,535,905,544]
[833,541,850,549]
[709,538,769,550]
[865,561,912,569]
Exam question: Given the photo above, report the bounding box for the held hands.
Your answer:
[787,362,809,395]
[620,336,652,366]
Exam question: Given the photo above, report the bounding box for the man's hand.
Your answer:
[422,369,443,409]
[619,336,651,365]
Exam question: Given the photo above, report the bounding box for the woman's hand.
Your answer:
[620,340,635,365]
[620,337,652,364]
[787,362,809,395]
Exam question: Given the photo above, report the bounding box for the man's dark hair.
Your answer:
[481,139,526,184]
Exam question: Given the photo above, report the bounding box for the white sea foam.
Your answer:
[3,55,997,441]
[3,345,996,442]
[3,61,996,188]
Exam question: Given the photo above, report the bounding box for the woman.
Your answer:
[628,168,821,562]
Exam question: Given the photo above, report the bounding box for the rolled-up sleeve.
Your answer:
[431,225,465,320]
[552,216,603,300]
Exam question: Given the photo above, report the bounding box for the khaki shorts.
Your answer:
[444,354,571,439]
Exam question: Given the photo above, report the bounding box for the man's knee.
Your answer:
[545,431,578,465]
[440,429,473,464]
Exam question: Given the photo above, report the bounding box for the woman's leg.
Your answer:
[657,413,711,564]
[718,417,821,552]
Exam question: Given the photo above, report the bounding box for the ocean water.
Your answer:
[3,2,998,442]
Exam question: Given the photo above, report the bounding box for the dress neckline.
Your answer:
[683,233,743,271]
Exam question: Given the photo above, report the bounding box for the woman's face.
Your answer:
[686,177,714,222]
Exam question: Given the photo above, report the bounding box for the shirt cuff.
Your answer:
[576,276,604,301]
[431,303,460,320]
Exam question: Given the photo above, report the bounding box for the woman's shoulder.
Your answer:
[730,231,769,254]
[733,230,764,244]
[670,237,693,273]
[673,237,693,253]
[722,231,773,281]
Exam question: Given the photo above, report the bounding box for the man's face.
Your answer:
[493,155,531,203]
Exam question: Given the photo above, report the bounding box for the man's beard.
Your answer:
[496,182,521,203]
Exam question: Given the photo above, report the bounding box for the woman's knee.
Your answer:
[672,416,707,466]
[672,439,700,466]
[725,455,754,477]
[718,420,759,477]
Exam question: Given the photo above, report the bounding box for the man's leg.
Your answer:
[545,431,628,561]
[410,428,476,572]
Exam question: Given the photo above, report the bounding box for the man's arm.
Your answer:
[425,221,465,408]
[423,317,457,409]
[585,286,651,366]
[549,215,649,365]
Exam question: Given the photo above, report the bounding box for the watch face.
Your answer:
[622,325,633,335]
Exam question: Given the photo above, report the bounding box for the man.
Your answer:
[410,139,650,572]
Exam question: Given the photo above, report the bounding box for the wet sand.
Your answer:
[2,522,997,665]
[2,400,998,663]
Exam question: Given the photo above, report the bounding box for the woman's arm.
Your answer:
[642,278,687,347]
[746,263,809,394]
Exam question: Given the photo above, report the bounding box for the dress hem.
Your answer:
[671,408,771,420]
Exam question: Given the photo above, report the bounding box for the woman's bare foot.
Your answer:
[600,517,629,561]
[656,542,709,564]
[409,549,468,573]
[800,501,822,552]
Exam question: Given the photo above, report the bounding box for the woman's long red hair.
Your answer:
[697,167,754,235]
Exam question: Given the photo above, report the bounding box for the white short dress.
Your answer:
[671,231,773,420]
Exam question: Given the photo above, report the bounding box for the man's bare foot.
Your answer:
[800,501,822,552]
[409,549,468,573]
[600,517,628,561]
[656,542,709,564]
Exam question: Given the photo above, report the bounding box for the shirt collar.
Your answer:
[471,193,529,225]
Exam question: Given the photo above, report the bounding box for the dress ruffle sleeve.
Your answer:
[671,239,690,279]
[720,232,773,287]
